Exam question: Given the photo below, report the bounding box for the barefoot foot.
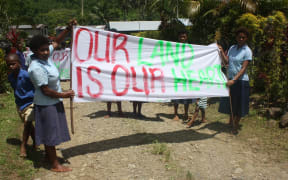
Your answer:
[173,115,179,121]
[51,165,72,172]
[186,119,194,128]
[104,114,111,118]
[20,145,27,157]
[201,119,207,123]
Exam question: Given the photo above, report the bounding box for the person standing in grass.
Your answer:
[28,19,76,172]
[5,53,35,157]
[218,27,252,134]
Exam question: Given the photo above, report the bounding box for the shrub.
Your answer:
[0,48,9,93]
[131,31,161,40]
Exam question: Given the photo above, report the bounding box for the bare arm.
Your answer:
[226,60,249,87]
[40,85,75,98]
[218,45,228,64]
[52,19,77,49]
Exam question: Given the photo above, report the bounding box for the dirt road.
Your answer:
[34,82,288,180]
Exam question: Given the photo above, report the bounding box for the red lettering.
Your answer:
[149,68,165,93]
[52,52,60,62]
[61,51,69,61]
[76,67,83,98]
[94,31,110,63]
[87,66,103,98]
[130,67,144,92]
[142,67,150,95]
[111,65,130,96]
[74,28,93,63]
[112,34,130,64]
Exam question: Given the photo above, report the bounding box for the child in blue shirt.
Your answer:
[5,53,35,157]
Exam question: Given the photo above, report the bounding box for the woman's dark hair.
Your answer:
[29,35,49,51]
[235,27,250,38]
[178,30,188,36]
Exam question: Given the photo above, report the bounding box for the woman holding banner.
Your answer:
[28,20,77,172]
[218,27,252,134]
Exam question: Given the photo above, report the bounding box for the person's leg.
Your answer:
[104,102,112,118]
[138,102,142,115]
[45,145,71,172]
[133,102,137,115]
[229,115,233,126]
[117,102,123,116]
[20,121,31,157]
[187,107,199,128]
[231,115,241,134]
[173,103,179,121]
[183,104,189,120]
[200,108,207,123]
[29,123,36,149]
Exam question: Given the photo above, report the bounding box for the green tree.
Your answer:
[36,8,78,35]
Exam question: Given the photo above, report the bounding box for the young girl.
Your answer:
[28,20,76,172]
[218,27,252,134]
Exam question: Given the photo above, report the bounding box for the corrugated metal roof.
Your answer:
[10,25,32,29]
[55,25,106,30]
[10,24,47,29]
[109,21,161,32]
[109,19,192,32]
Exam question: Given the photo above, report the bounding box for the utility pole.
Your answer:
[81,0,84,17]
[176,0,179,18]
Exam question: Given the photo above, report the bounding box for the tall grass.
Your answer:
[0,93,37,179]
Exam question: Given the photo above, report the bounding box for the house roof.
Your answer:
[10,24,47,29]
[108,18,192,32]
[55,25,106,31]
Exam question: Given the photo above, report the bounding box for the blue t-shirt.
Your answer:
[28,45,62,106]
[8,69,35,111]
[16,50,28,70]
[227,44,252,81]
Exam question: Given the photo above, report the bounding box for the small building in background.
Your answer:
[55,25,106,36]
[10,24,48,39]
[108,18,192,34]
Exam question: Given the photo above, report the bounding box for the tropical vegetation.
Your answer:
[0,0,288,108]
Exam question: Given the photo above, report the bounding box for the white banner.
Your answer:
[24,49,71,80]
[71,26,229,102]
[52,49,71,80]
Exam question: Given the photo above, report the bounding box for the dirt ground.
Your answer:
[33,82,288,180]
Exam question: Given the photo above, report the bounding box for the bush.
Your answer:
[158,18,187,42]
[131,31,161,40]
[0,48,10,93]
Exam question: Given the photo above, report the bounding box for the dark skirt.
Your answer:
[171,99,195,104]
[34,102,70,146]
[218,80,250,117]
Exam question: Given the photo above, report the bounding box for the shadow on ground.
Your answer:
[86,111,164,122]
[62,129,220,159]
[197,121,232,133]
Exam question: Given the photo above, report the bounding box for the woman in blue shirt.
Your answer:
[28,20,76,172]
[218,27,252,134]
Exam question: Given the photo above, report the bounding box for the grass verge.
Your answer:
[205,99,288,162]
[0,93,37,180]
